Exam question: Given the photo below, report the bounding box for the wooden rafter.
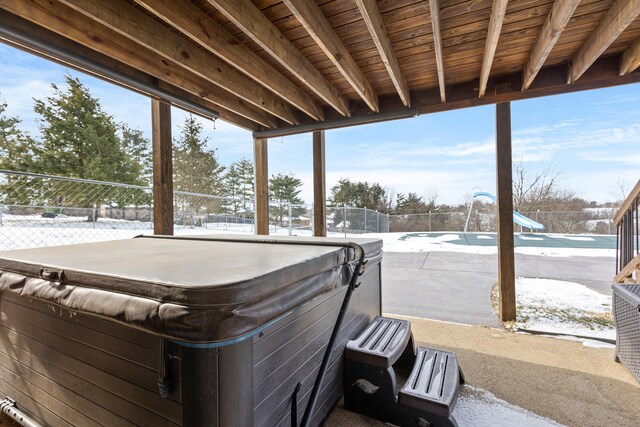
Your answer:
[355,0,409,107]
[134,0,323,122]
[568,0,640,84]
[0,0,277,128]
[283,0,379,112]
[479,0,509,98]
[255,55,640,138]
[59,0,298,125]
[208,0,350,117]
[620,38,640,75]
[428,0,446,103]
[0,9,258,130]
[522,0,580,91]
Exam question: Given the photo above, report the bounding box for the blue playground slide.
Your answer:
[473,191,545,230]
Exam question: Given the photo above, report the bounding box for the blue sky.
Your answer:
[0,43,638,205]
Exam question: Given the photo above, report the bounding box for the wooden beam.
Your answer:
[135,0,323,122]
[256,55,640,138]
[313,131,327,237]
[0,9,259,129]
[209,0,349,117]
[284,0,378,112]
[356,0,409,107]
[522,0,580,91]
[568,0,640,83]
[620,38,640,75]
[479,0,509,98]
[254,138,269,236]
[0,0,276,129]
[59,0,297,125]
[152,100,173,236]
[496,102,515,322]
[614,253,640,283]
[428,0,446,103]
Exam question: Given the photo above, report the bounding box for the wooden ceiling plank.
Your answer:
[208,0,350,117]
[58,0,298,124]
[429,0,446,103]
[356,0,410,107]
[134,0,324,121]
[620,38,640,75]
[1,0,277,128]
[568,0,640,83]
[283,0,379,112]
[522,0,580,90]
[479,0,509,97]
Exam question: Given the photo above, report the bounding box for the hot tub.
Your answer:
[0,235,383,426]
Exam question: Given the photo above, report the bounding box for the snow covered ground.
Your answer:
[513,278,615,341]
[455,386,563,426]
[357,232,616,258]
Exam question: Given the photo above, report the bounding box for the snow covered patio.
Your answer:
[327,317,639,427]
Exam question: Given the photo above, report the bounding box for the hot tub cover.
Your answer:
[0,235,382,343]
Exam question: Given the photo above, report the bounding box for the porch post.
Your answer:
[151,99,173,235]
[496,102,516,322]
[254,137,269,235]
[313,131,327,237]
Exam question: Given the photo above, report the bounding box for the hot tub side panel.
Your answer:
[0,291,182,427]
[252,259,382,426]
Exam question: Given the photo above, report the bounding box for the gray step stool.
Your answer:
[344,316,464,426]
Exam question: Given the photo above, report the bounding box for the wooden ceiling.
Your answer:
[1,0,640,136]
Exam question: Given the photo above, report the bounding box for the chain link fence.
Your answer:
[388,208,616,234]
[328,205,389,235]
[0,171,391,251]
[0,170,255,251]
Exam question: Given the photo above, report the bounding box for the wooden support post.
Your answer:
[254,137,269,235]
[313,131,327,237]
[151,99,173,235]
[496,102,516,322]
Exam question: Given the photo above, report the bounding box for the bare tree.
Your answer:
[512,161,568,212]
[512,161,591,233]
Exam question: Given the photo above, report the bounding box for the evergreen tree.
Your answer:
[33,76,142,184]
[224,158,254,213]
[173,116,225,215]
[269,173,304,223]
[330,178,389,211]
[395,192,427,214]
[0,98,41,205]
[120,124,152,185]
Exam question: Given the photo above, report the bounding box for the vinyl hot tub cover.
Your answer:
[0,235,382,344]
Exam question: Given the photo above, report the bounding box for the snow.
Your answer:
[518,235,544,241]
[515,278,615,340]
[360,232,616,258]
[549,235,595,242]
[454,385,563,426]
[547,335,615,349]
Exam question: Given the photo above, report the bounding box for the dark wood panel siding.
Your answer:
[0,292,182,426]
[254,261,381,426]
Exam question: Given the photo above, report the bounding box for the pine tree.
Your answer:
[269,173,304,223]
[330,178,389,211]
[224,158,254,213]
[30,76,150,212]
[0,97,41,205]
[173,116,225,215]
